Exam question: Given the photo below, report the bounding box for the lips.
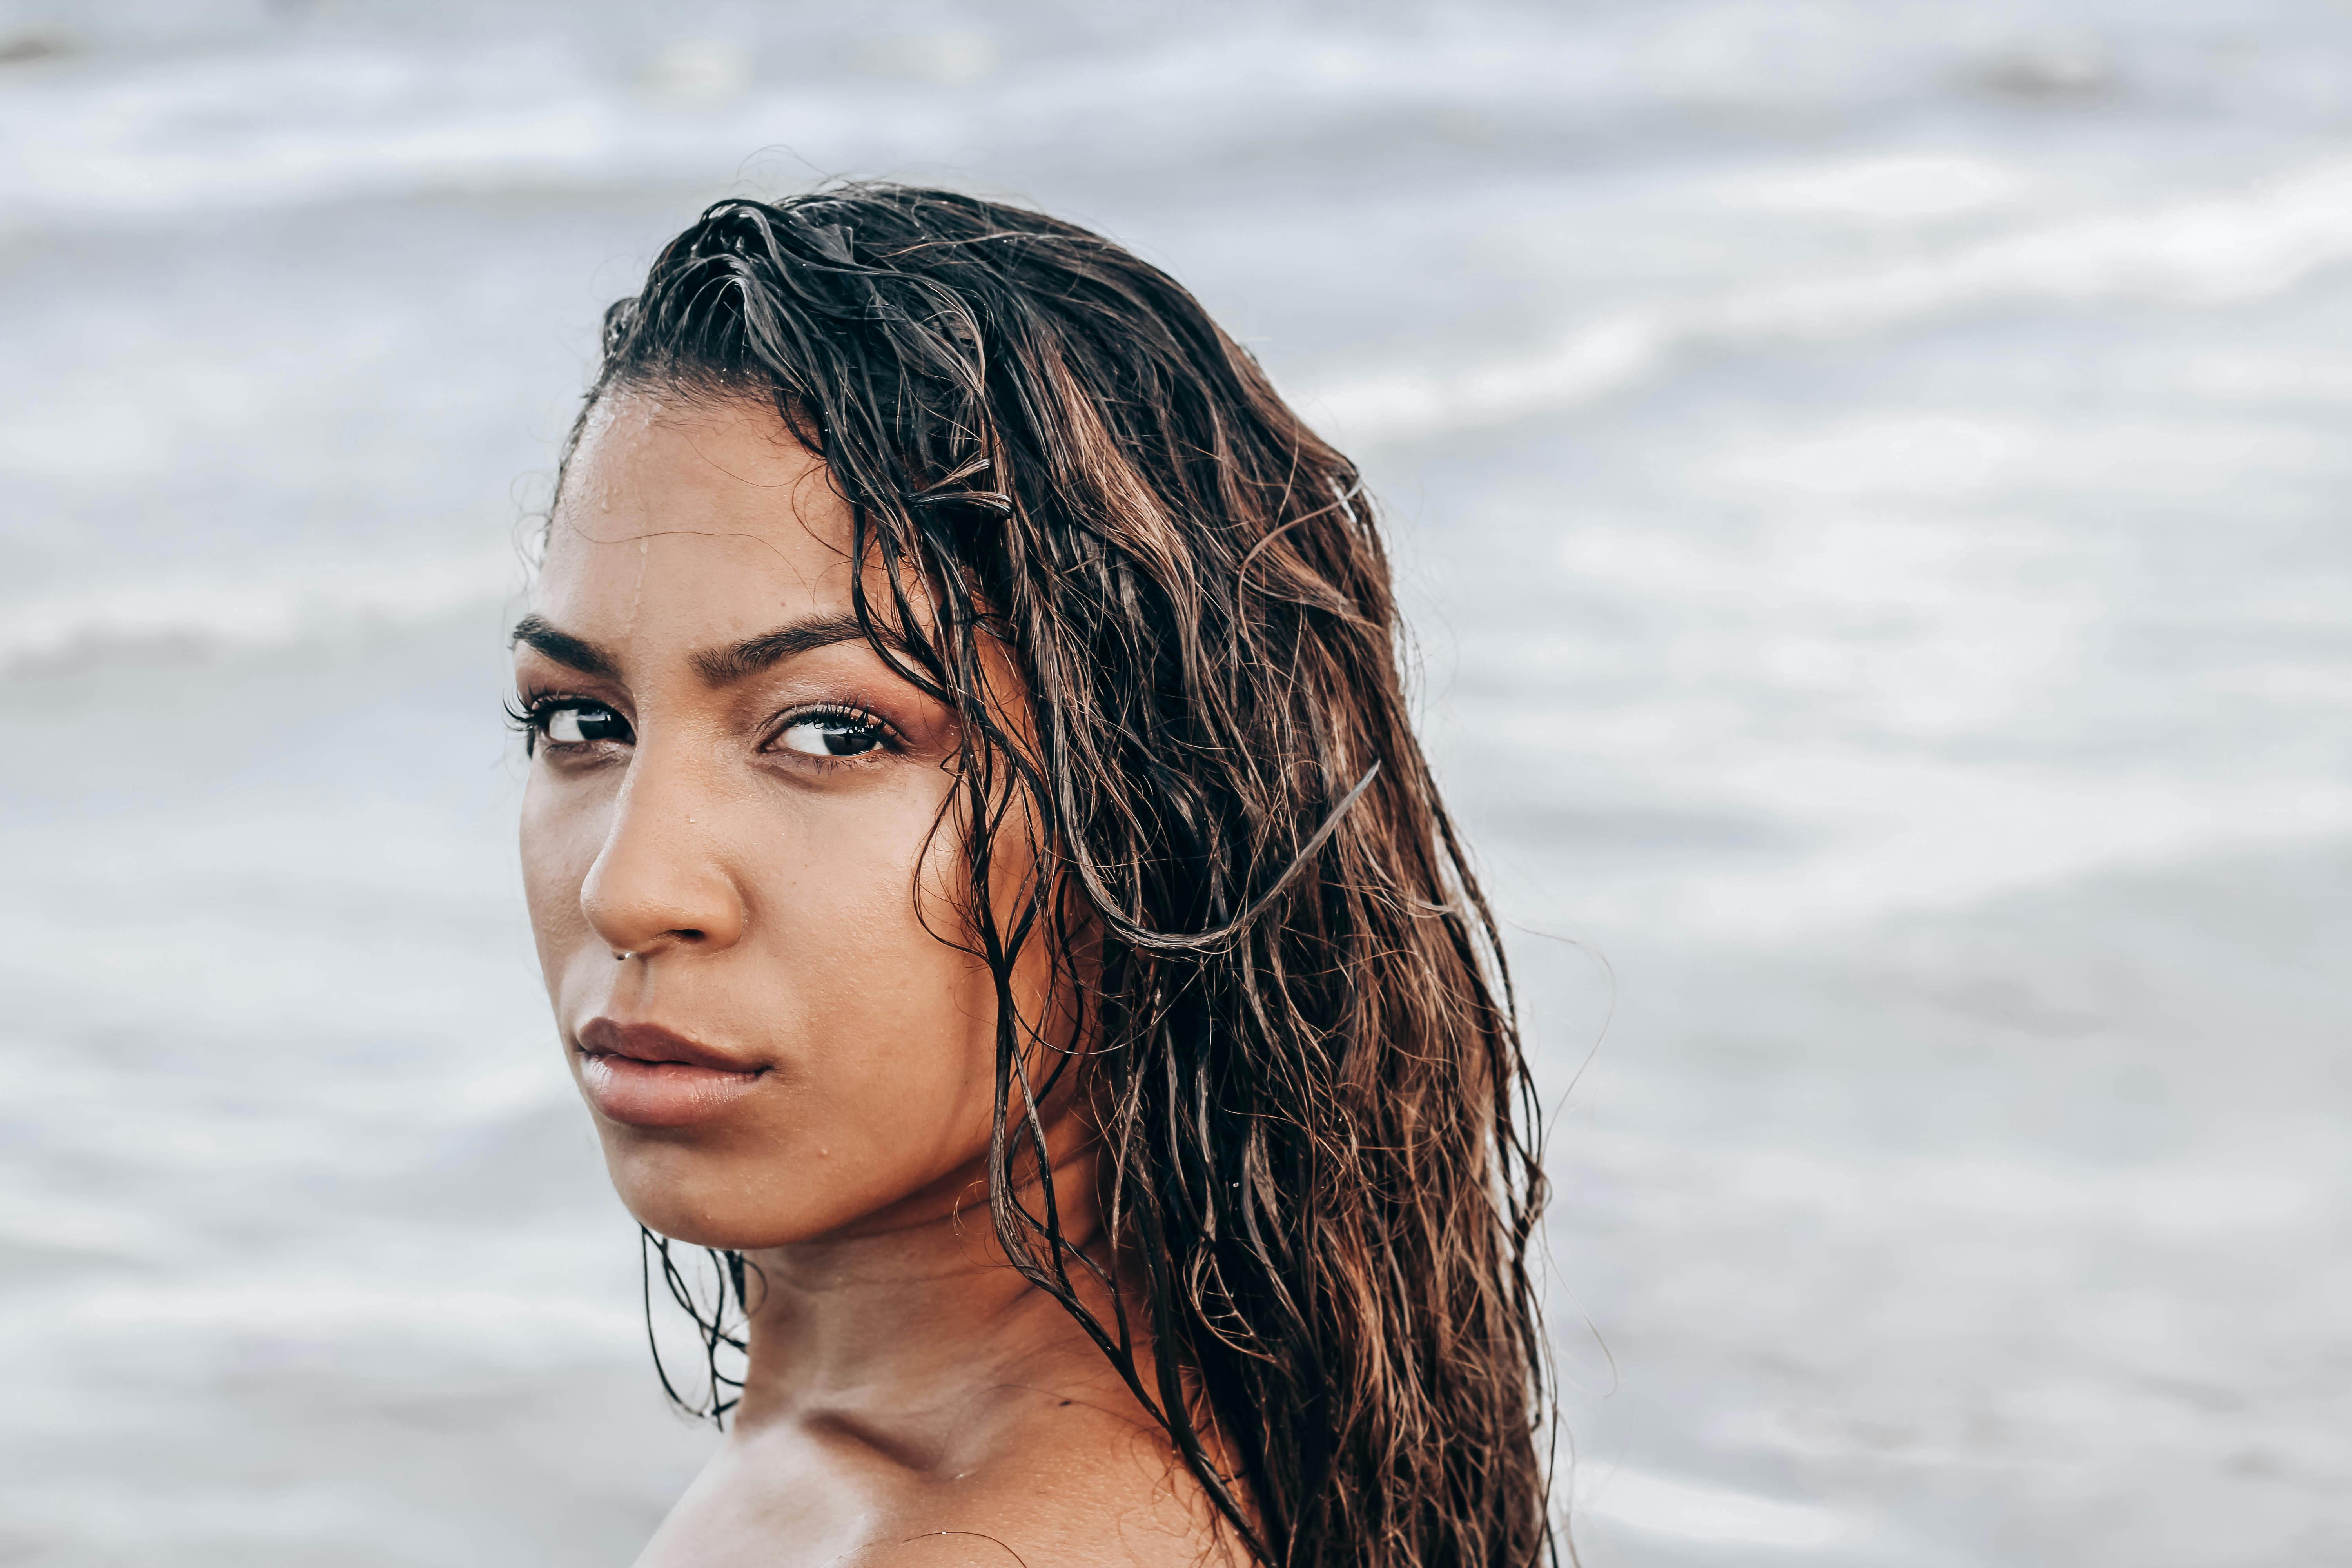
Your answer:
[575,1018,766,1128]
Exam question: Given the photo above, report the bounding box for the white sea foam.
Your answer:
[1713,152,2033,222]
[1576,1466,1854,1549]
[1303,155,2352,443]
[0,548,520,674]
[78,1280,638,1343]
[0,11,2020,232]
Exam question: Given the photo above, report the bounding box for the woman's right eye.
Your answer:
[538,702,633,747]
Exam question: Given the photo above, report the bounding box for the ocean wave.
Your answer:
[1576,1465,1857,1549]
[0,9,2118,230]
[0,548,521,675]
[1300,155,2352,443]
[0,26,1584,226]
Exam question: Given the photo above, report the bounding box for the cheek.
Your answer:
[755,797,1000,1139]
[518,772,606,966]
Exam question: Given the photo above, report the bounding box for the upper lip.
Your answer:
[577,1018,764,1075]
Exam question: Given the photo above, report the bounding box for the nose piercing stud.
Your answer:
[613,951,633,962]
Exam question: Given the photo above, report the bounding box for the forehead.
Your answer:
[534,392,857,642]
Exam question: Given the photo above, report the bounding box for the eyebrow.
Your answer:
[690,613,893,687]
[508,612,899,687]
[509,613,619,679]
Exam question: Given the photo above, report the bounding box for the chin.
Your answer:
[597,1134,827,1250]
[599,1125,985,1252]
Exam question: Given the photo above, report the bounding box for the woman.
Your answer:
[511,184,1553,1568]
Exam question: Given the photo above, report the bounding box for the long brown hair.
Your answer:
[570,183,1554,1568]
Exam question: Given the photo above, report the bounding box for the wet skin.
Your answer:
[515,395,1225,1568]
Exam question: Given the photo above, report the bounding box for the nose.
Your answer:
[578,746,746,962]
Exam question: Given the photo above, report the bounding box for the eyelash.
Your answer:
[505,691,619,757]
[762,702,898,764]
[505,693,900,764]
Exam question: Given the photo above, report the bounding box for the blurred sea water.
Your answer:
[2,2,2348,1563]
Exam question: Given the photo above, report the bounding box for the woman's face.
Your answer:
[515,392,1021,1250]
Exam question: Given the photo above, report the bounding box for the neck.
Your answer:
[730,1127,1127,1446]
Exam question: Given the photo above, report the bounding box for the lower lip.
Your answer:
[578,1053,765,1128]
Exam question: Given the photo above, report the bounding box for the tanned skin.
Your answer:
[515,395,1230,1568]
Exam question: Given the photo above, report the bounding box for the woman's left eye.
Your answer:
[774,713,887,759]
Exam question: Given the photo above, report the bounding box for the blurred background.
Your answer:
[3,1,2348,1563]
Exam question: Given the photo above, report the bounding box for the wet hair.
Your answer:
[565,183,1554,1568]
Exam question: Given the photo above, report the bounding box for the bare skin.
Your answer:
[515,394,1228,1568]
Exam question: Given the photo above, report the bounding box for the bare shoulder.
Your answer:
[845,1517,1241,1568]
[635,1367,1243,1568]
[860,1389,1243,1568]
